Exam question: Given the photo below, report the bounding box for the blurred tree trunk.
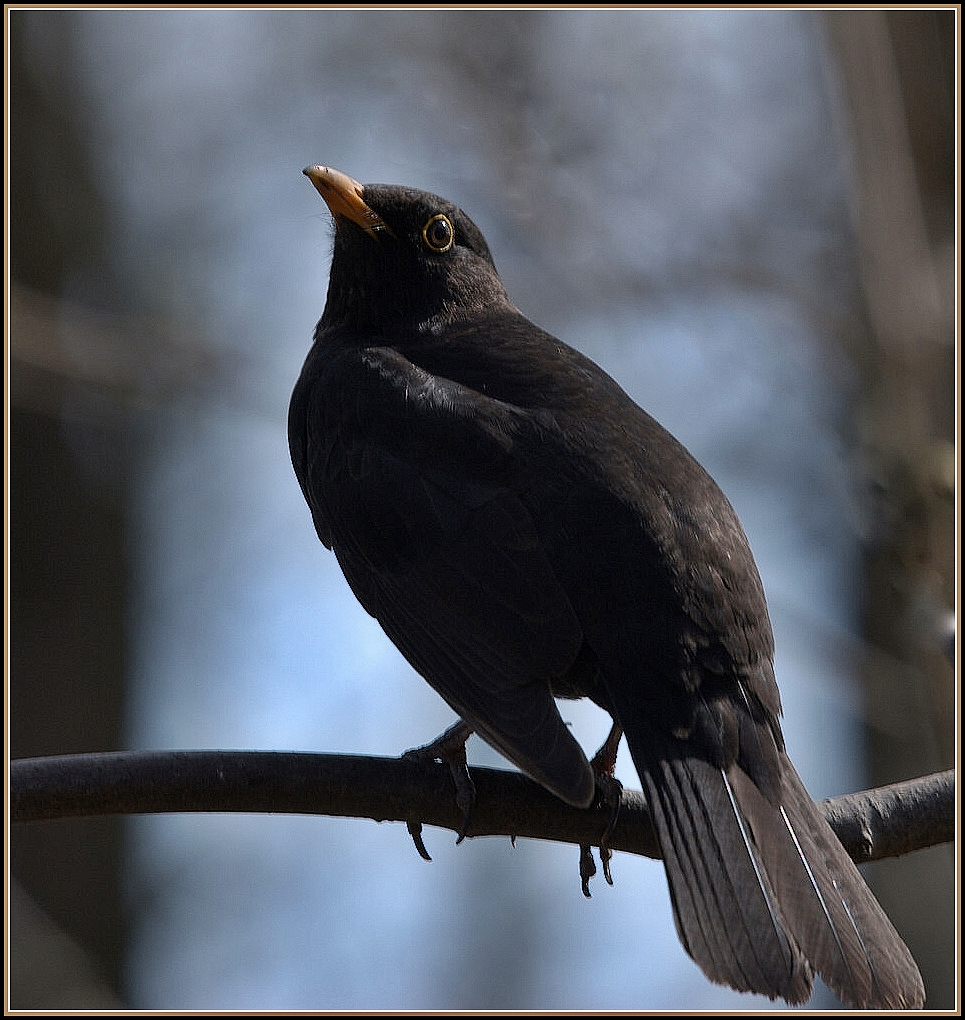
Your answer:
[9,12,130,1007]
[822,9,956,1008]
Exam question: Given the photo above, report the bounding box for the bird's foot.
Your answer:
[403,720,477,851]
[579,843,597,897]
[579,723,624,895]
[594,772,623,887]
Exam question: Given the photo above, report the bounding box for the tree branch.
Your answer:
[9,751,954,866]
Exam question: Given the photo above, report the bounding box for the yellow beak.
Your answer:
[303,165,390,238]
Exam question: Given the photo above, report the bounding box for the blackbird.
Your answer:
[290,165,925,1009]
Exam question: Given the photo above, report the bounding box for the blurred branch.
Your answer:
[10,751,954,866]
[9,283,222,414]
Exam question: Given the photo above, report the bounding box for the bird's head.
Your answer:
[304,166,510,337]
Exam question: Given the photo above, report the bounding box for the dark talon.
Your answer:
[597,775,622,886]
[579,844,596,898]
[407,820,432,861]
[600,842,614,886]
[590,721,624,887]
[450,760,476,843]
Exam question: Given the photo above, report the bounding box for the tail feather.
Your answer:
[629,731,925,1008]
[769,759,925,1009]
[645,761,744,993]
[642,753,814,1004]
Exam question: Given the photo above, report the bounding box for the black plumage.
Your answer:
[289,165,925,1009]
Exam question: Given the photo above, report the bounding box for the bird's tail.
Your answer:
[624,726,925,1008]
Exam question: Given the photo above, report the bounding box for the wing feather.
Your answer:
[293,344,595,808]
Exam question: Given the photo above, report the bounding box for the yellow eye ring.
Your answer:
[421,213,454,253]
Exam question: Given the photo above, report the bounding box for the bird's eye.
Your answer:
[421,214,454,253]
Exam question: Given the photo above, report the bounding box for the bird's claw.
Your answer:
[407,820,433,861]
[403,720,476,855]
[596,773,622,886]
[578,722,624,893]
[579,844,596,898]
[449,758,477,843]
[599,841,614,886]
[577,781,621,894]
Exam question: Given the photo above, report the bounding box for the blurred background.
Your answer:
[8,8,956,1011]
